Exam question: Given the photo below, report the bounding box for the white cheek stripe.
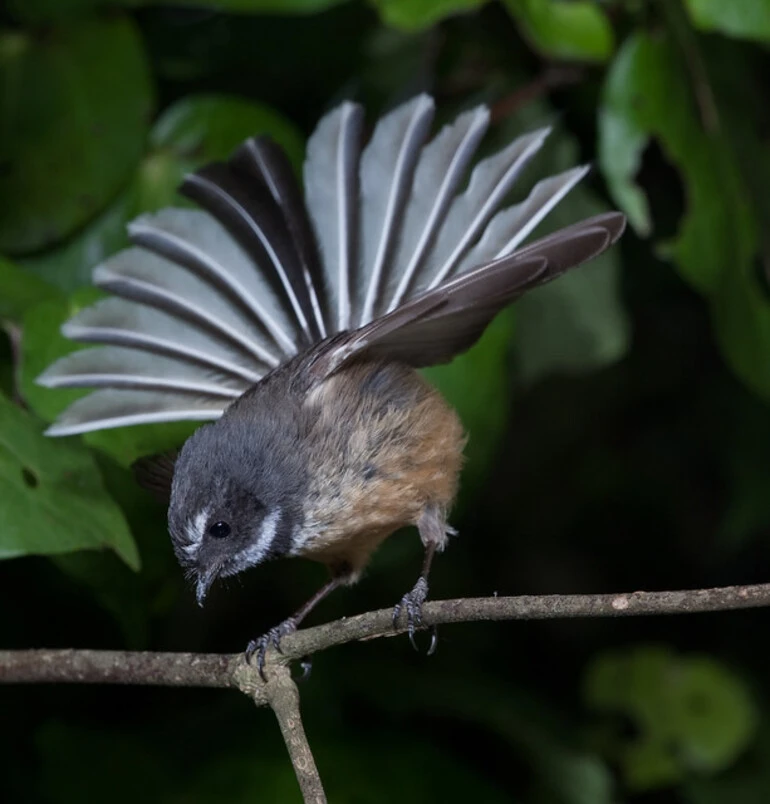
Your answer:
[234,507,281,568]
[184,506,210,558]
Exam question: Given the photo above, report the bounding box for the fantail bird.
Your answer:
[39,94,626,674]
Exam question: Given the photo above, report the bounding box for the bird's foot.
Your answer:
[392,577,437,655]
[245,617,298,681]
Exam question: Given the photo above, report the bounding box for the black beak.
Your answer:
[195,565,219,607]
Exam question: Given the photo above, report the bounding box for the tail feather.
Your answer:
[44,389,225,437]
[129,208,299,355]
[94,247,283,368]
[407,127,552,297]
[229,137,328,339]
[182,164,315,344]
[357,95,435,326]
[451,165,590,278]
[38,347,247,398]
[63,299,266,384]
[303,101,364,332]
[382,105,490,316]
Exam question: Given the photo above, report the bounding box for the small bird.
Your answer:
[39,94,625,674]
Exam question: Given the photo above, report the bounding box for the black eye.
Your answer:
[208,521,231,539]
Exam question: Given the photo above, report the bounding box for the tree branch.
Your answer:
[0,648,243,689]
[263,665,327,803]
[3,582,770,688]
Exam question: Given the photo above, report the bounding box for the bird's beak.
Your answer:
[195,565,219,607]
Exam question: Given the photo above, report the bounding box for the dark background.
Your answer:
[2,1,770,802]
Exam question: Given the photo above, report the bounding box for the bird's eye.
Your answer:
[208,521,231,539]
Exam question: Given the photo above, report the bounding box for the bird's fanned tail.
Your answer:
[40,95,625,437]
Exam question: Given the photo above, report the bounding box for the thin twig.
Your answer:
[263,665,327,804]
[490,65,585,124]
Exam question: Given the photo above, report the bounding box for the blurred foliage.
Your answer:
[1,0,770,803]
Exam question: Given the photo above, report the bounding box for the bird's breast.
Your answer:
[291,359,465,574]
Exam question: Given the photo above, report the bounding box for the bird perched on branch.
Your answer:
[39,94,625,675]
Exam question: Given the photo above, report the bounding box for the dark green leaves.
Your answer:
[600,29,770,399]
[0,16,152,254]
[0,392,138,568]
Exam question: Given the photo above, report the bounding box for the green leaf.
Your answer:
[0,392,138,568]
[20,94,306,292]
[584,645,757,790]
[0,256,60,321]
[505,0,614,63]
[599,31,770,399]
[684,0,770,43]
[368,0,488,31]
[599,30,755,292]
[151,94,305,174]
[0,17,153,255]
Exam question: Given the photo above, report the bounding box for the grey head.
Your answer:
[168,396,308,605]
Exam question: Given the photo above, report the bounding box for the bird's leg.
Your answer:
[392,506,450,653]
[246,575,342,680]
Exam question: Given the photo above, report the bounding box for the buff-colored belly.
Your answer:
[296,360,465,575]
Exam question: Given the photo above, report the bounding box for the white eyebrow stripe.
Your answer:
[234,507,281,568]
[184,506,210,558]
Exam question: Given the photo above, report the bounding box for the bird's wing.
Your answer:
[311,212,626,376]
[41,95,623,436]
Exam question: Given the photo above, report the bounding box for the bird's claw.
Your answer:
[392,577,437,654]
[245,617,298,681]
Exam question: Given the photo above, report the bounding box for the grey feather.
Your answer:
[183,170,314,341]
[357,95,435,326]
[38,347,248,398]
[451,165,590,277]
[304,102,364,332]
[129,208,299,355]
[383,106,490,314]
[408,127,551,297]
[94,247,282,369]
[63,298,265,384]
[44,389,226,437]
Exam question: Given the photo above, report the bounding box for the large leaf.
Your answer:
[0,17,153,254]
[684,0,770,44]
[0,392,138,568]
[20,94,305,292]
[505,0,614,63]
[599,31,770,399]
